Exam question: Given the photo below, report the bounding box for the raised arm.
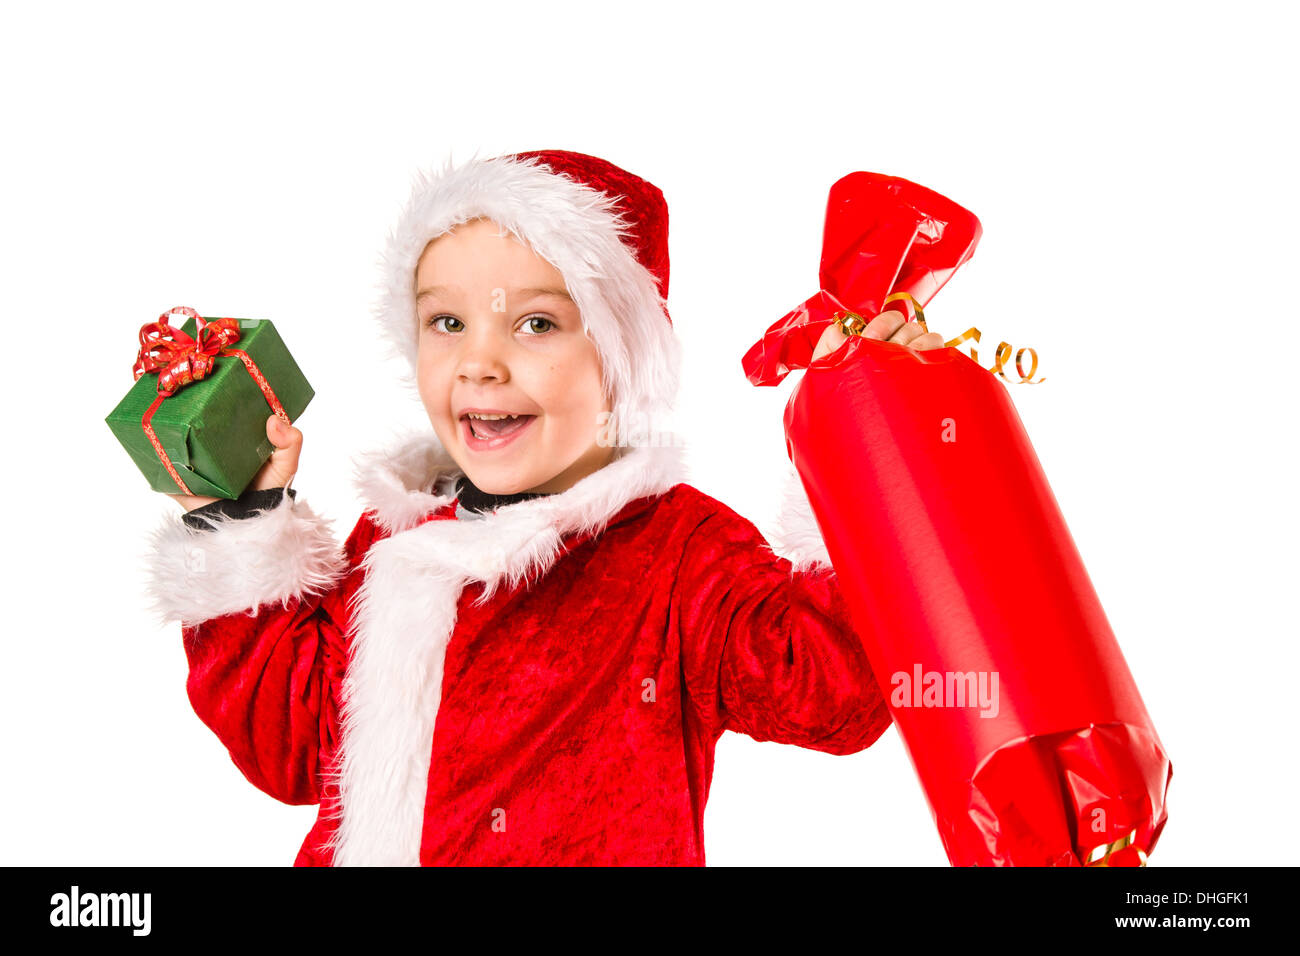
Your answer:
[145,485,367,805]
[675,483,892,755]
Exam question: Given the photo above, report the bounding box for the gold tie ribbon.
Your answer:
[832,292,1046,384]
[1084,829,1150,867]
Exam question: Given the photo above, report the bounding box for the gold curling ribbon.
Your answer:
[882,291,927,328]
[832,298,1047,385]
[943,327,1047,384]
[1084,828,1149,867]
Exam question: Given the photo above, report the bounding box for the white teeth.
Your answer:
[466,413,519,420]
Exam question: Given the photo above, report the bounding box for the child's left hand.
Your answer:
[811,308,945,361]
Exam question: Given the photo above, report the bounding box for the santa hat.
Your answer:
[373,149,682,447]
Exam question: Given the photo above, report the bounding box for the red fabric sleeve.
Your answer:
[675,507,893,756]
[180,515,377,805]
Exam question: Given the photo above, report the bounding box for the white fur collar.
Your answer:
[327,427,689,866]
[349,427,690,539]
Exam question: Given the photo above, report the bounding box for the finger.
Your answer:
[863,308,907,341]
[812,322,848,361]
[912,332,946,351]
[267,414,302,450]
[888,322,929,347]
[255,458,297,492]
[270,435,301,469]
[237,417,295,492]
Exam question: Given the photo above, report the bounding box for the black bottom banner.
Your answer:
[5,864,1282,941]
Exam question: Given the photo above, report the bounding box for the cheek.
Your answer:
[416,347,452,407]
[531,346,604,414]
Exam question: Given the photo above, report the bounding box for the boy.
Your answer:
[151,149,943,865]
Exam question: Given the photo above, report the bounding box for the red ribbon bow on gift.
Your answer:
[131,305,289,496]
[133,306,242,395]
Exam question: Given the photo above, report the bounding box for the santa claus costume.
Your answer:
[145,149,893,866]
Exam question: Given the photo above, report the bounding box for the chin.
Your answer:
[463,463,538,496]
[474,478,526,496]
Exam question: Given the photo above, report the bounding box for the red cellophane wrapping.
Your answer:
[742,172,1172,866]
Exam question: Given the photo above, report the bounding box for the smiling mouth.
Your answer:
[462,414,536,442]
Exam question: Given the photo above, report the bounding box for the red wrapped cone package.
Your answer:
[742,172,1172,866]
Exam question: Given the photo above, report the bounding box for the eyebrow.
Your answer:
[513,286,574,303]
[415,285,573,303]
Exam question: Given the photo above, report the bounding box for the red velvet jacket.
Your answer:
[146,431,892,866]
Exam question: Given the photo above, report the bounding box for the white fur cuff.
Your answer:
[145,492,349,627]
[769,465,834,574]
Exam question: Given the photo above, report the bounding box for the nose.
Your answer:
[455,324,510,384]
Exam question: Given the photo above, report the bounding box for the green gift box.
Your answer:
[105,312,314,499]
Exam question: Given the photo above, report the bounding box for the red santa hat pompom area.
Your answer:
[373,149,682,445]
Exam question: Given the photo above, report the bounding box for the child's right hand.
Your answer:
[811,308,946,361]
[166,414,304,513]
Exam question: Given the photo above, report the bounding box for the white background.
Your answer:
[2,0,1295,866]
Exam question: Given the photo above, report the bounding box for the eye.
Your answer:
[425,314,464,333]
[520,314,556,335]
[521,315,555,335]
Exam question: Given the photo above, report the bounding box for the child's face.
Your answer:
[415,218,614,496]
